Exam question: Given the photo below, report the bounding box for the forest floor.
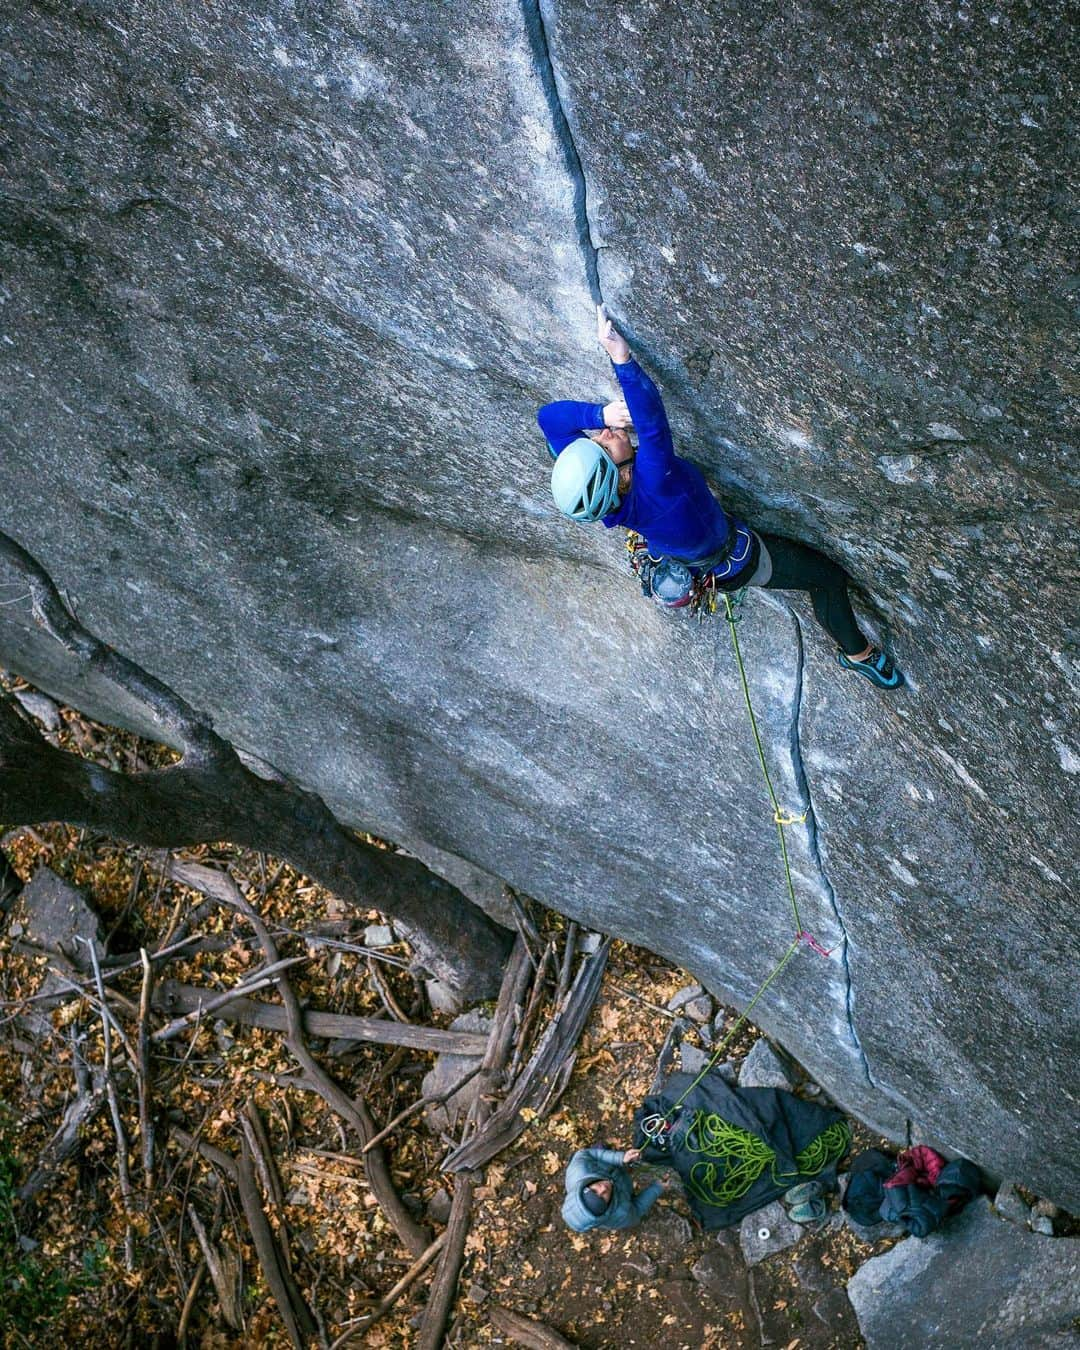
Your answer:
[0,683,902,1348]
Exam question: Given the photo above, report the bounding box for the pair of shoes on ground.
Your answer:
[783,1178,831,1224]
[837,646,904,690]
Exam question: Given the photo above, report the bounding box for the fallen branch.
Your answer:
[367,955,410,1023]
[488,1306,578,1349]
[236,1133,317,1349]
[188,1208,242,1331]
[176,1260,206,1348]
[207,873,431,1258]
[416,1176,475,1350]
[86,937,135,1270]
[153,980,487,1055]
[442,939,612,1173]
[149,957,310,1042]
[17,1070,106,1202]
[417,935,530,1350]
[328,1231,446,1347]
[360,1064,484,1155]
[136,947,154,1193]
[553,921,578,1009]
[509,940,556,1080]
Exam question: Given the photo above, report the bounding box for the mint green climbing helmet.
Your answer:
[551,437,621,522]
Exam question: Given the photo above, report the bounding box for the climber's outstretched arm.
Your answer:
[597,306,676,481]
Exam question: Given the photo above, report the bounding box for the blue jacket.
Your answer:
[538,359,751,575]
[560,1147,663,1232]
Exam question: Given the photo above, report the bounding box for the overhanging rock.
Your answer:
[0,2,1076,1204]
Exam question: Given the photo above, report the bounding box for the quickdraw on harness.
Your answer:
[626,532,720,618]
[638,582,844,1187]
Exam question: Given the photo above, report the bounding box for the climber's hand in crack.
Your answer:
[602,397,632,429]
[597,303,631,364]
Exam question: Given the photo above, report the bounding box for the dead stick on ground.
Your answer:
[177,1260,206,1348]
[137,947,154,1193]
[188,1208,242,1331]
[213,875,431,1258]
[150,956,310,1042]
[153,982,487,1054]
[236,1133,316,1348]
[417,935,530,1350]
[509,940,556,1079]
[506,890,541,969]
[361,1064,484,1155]
[488,1305,578,1349]
[17,1070,105,1202]
[554,922,578,1009]
[240,1102,291,1272]
[367,956,410,1023]
[328,1232,447,1347]
[85,938,135,1271]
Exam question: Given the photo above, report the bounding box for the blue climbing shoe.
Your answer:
[783,1179,827,1208]
[789,1197,828,1224]
[837,646,904,690]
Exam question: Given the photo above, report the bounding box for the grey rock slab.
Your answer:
[420,1009,491,1133]
[681,995,714,1024]
[426,1187,452,1225]
[678,1043,711,1076]
[812,1287,857,1334]
[994,1181,1032,1227]
[847,1197,1080,1348]
[667,982,705,1014]
[0,0,1077,1211]
[363,924,394,949]
[12,687,61,731]
[738,1038,795,1091]
[15,867,103,1039]
[1031,1215,1054,1237]
[739,1201,805,1266]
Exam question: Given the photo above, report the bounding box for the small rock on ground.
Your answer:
[740,1200,805,1265]
[13,688,61,730]
[993,1181,1031,1226]
[738,1037,795,1090]
[421,1009,492,1132]
[667,982,704,1013]
[363,923,394,948]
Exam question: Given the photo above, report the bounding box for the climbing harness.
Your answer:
[626,532,720,616]
[639,583,843,1178]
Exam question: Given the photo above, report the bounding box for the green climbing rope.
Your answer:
[682,1113,852,1208]
[723,592,807,935]
[656,591,816,1125]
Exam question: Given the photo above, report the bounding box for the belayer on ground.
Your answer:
[561,1144,673,1233]
[537,306,903,690]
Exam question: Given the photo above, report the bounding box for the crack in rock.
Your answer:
[783,603,877,1091]
[523,0,602,301]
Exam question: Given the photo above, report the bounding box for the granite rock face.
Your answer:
[0,4,1076,1202]
[847,1198,1079,1348]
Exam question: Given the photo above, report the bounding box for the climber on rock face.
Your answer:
[537,306,903,690]
[561,1144,671,1232]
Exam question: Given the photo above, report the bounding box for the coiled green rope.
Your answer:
[683,1112,851,1208]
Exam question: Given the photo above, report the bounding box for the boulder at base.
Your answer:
[847,1197,1079,1349]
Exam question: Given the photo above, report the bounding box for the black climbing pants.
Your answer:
[755,535,867,656]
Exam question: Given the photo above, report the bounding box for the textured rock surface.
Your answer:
[739,1201,805,1266]
[0,3,1076,1202]
[420,1010,491,1133]
[738,1038,796,1091]
[847,1198,1079,1348]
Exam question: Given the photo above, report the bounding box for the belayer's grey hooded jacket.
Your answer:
[560,1147,663,1233]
